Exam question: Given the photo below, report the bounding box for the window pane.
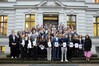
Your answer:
[25,14,35,29]
[31,22,35,28]
[26,15,31,21]
[93,17,96,23]
[4,16,8,22]
[67,22,70,27]
[71,16,76,22]
[4,23,7,29]
[67,15,76,29]
[0,23,3,33]
[3,23,7,35]
[25,22,31,29]
[0,15,7,36]
[93,24,96,37]
[98,24,99,36]
[67,16,69,21]
[0,16,3,22]
[3,28,7,36]
[31,15,35,21]
[97,17,99,23]
[72,23,76,29]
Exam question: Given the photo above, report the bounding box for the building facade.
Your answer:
[0,0,99,37]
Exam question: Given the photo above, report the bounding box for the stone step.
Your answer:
[72,57,99,60]
[0,57,99,60]
[0,60,99,64]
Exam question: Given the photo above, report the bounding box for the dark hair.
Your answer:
[85,34,90,40]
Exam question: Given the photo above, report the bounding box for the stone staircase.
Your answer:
[0,52,99,64]
[0,37,99,64]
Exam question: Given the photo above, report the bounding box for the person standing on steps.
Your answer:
[46,35,52,61]
[53,33,60,61]
[61,34,68,62]
[84,34,92,61]
[9,30,18,58]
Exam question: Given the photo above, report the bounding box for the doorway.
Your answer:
[43,14,58,26]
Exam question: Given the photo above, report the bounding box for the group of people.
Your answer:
[9,24,92,62]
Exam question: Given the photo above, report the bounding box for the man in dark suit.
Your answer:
[53,34,60,61]
[9,30,18,58]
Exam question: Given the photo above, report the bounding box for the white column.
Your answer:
[77,13,86,36]
[59,13,66,26]
[36,12,43,26]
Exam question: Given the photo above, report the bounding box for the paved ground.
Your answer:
[0,64,99,66]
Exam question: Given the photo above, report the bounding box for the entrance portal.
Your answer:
[43,14,58,26]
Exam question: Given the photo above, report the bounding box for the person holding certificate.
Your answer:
[67,34,73,61]
[39,35,47,61]
[27,37,32,59]
[53,33,60,61]
[24,32,29,58]
[31,35,39,61]
[73,35,80,57]
[78,35,84,57]
[47,36,52,61]
[20,33,25,60]
[61,34,68,62]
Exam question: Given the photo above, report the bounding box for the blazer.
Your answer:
[9,34,17,47]
[52,37,60,47]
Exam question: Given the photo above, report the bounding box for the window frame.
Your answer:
[25,14,35,29]
[93,16,99,37]
[67,15,76,30]
[0,15,8,36]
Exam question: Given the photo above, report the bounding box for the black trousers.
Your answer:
[32,46,38,60]
[10,46,17,58]
[20,45,27,60]
[40,49,46,60]
[67,47,73,60]
[16,45,20,58]
[27,48,32,59]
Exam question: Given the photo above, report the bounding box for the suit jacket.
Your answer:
[52,37,60,47]
[9,34,17,47]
